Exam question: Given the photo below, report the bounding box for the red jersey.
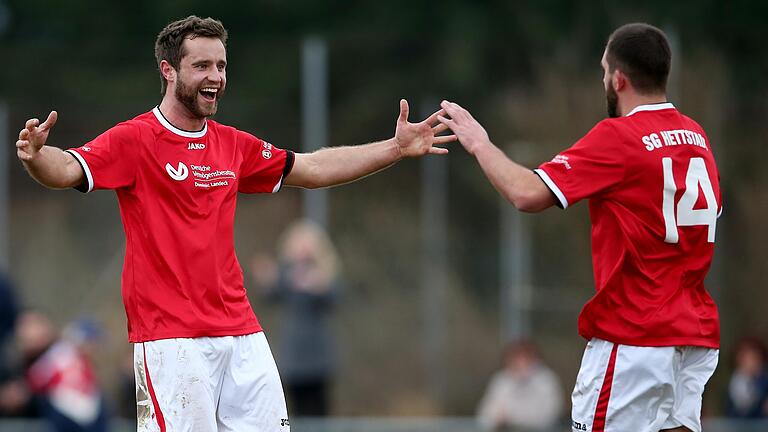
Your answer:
[66,107,294,342]
[535,103,721,348]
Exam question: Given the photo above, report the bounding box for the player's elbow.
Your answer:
[288,169,331,189]
[509,191,551,213]
[300,177,325,189]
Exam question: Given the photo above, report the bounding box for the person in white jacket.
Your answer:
[478,340,563,431]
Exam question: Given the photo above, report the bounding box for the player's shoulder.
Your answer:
[207,119,246,138]
[676,111,707,134]
[99,111,154,139]
[581,117,621,141]
[209,119,265,144]
[206,118,232,132]
[113,110,158,134]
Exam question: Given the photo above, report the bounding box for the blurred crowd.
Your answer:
[0,218,343,431]
[0,273,111,431]
[3,229,768,431]
[475,335,768,431]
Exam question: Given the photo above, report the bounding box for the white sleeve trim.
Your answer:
[65,150,94,193]
[271,176,284,193]
[534,168,569,209]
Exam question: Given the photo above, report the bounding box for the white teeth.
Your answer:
[200,88,218,93]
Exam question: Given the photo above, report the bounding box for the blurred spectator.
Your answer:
[115,346,137,421]
[16,311,110,431]
[251,219,341,416]
[0,271,19,372]
[726,337,768,418]
[0,273,38,418]
[0,376,36,417]
[477,340,563,431]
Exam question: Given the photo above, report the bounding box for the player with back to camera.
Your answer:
[15,15,454,432]
[439,23,721,432]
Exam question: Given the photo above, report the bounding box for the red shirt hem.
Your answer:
[128,324,264,343]
[582,332,719,349]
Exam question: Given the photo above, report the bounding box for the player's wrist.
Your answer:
[390,137,406,161]
[469,138,494,156]
[22,147,42,163]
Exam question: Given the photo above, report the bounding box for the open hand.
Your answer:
[437,100,490,155]
[394,99,455,158]
[17,111,58,162]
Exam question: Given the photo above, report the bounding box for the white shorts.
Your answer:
[134,332,289,432]
[571,338,718,432]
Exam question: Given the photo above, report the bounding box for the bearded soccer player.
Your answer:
[440,23,720,432]
[16,16,454,432]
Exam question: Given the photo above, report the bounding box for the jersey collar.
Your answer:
[152,106,208,138]
[626,102,675,117]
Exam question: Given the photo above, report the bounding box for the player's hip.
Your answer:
[570,338,718,432]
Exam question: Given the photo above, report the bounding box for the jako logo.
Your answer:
[188,142,205,150]
[165,162,189,181]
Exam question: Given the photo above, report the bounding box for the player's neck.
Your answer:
[158,97,207,132]
[620,93,668,117]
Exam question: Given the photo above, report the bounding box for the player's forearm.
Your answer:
[473,141,545,212]
[292,139,401,189]
[22,146,83,189]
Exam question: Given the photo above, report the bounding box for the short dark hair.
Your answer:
[154,16,228,95]
[606,23,671,95]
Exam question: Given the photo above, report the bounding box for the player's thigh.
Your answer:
[217,332,290,432]
[134,339,220,432]
[660,347,718,432]
[571,339,677,432]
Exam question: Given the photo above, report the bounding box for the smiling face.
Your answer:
[171,36,227,119]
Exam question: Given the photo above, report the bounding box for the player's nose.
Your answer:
[207,70,224,85]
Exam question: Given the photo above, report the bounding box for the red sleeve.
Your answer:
[237,131,294,194]
[534,120,625,209]
[65,122,140,192]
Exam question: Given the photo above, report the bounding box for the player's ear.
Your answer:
[160,60,177,83]
[613,70,626,92]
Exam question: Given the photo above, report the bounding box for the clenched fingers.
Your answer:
[25,118,40,131]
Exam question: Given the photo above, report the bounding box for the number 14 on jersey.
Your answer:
[662,157,718,244]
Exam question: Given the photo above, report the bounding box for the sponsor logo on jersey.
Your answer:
[571,420,588,431]
[187,142,206,150]
[165,162,189,181]
[262,149,272,159]
[81,146,91,152]
[280,418,290,427]
[186,164,236,189]
[552,155,571,170]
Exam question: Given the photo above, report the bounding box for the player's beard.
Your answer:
[175,75,222,120]
[606,84,620,118]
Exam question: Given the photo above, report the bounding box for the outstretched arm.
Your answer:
[438,100,556,213]
[16,111,84,189]
[284,99,454,189]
